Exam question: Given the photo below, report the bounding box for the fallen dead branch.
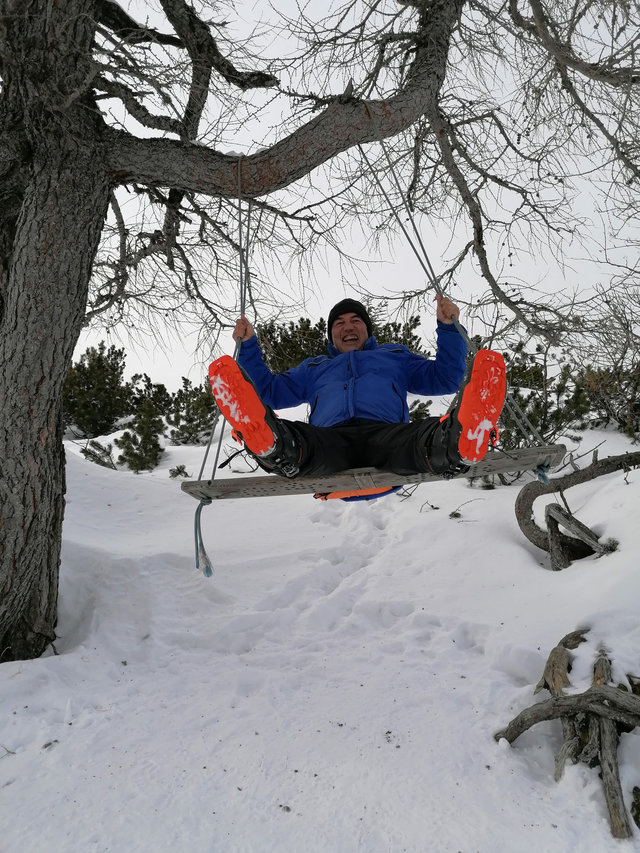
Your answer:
[515,451,640,568]
[495,630,640,839]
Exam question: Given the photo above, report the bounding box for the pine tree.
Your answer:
[500,343,591,449]
[114,398,165,473]
[257,312,428,373]
[129,373,173,417]
[258,317,329,372]
[373,314,428,354]
[166,377,219,445]
[63,341,131,437]
[582,364,640,438]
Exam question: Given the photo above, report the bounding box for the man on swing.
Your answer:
[208,296,506,481]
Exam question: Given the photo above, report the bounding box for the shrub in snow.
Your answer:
[169,464,191,479]
[63,341,131,437]
[500,343,591,448]
[166,377,219,445]
[258,313,427,372]
[129,372,173,417]
[115,398,165,473]
[80,439,117,470]
[582,365,640,438]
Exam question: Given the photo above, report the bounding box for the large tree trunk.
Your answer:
[0,0,109,661]
[0,146,109,660]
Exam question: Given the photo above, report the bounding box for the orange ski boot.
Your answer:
[447,349,507,464]
[208,355,300,476]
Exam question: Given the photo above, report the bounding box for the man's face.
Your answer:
[331,312,369,353]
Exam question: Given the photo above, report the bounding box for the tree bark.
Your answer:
[495,683,640,743]
[496,639,640,839]
[0,145,110,660]
[0,0,110,660]
[593,652,634,839]
[515,452,640,554]
[544,503,605,570]
[105,0,465,197]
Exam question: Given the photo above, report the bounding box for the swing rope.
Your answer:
[194,156,253,575]
[357,141,550,463]
[202,179,252,481]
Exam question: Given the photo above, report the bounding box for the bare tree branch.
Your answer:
[96,0,182,47]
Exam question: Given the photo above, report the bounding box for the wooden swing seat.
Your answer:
[181,443,566,502]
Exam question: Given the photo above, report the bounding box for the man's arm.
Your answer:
[232,316,309,410]
[407,297,467,395]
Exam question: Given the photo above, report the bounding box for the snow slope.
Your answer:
[1,430,640,853]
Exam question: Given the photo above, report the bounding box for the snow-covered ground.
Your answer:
[2,429,640,852]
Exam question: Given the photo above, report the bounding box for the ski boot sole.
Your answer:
[208,356,275,457]
[454,350,506,463]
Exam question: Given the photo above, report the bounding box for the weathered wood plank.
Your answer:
[182,444,566,501]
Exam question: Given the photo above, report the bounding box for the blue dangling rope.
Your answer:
[194,498,213,577]
[535,461,550,485]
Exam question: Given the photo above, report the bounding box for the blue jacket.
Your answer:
[238,322,467,427]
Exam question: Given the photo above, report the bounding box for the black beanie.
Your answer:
[327,299,373,342]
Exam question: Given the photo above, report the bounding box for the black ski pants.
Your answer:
[285,417,446,477]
